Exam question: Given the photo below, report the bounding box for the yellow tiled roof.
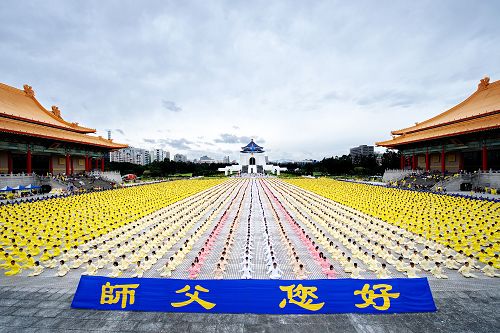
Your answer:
[378,77,500,147]
[0,116,127,149]
[0,82,95,133]
[0,82,127,149]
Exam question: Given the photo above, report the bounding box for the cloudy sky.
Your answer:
[1,1,499,161]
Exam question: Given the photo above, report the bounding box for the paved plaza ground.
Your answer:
[0,178,498,332]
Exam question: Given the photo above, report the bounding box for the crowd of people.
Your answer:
[285,178,499,275]
[1,177,498,280]
[0,179,224,276]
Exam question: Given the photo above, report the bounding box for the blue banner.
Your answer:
[71,276,436,314]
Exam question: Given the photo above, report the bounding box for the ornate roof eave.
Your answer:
[376,117,500,148]
[0,82,96,134]
[0,117,128,149]
[240,150,265,153]
[391,77,499,136]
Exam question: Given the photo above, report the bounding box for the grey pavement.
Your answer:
[0,280,498,333]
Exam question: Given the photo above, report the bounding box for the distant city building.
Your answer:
[297,159,317,165]
[223,156,230,164]
[350,145,374,159]
[199,155,215,164]
[173,154,187,162]
[110,147,150,165]
[150,149,170,162]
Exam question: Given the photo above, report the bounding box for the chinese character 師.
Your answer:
[171,285,216,310]
[279,284,325,311]
[354,283,400,311]
[100,282,140,309]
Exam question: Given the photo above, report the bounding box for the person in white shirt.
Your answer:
[405,262,420,278]
[268,262,282,280]
[71,255,83,269]
[213,263,224,279]
[430,262,448,279]
[159,262,172,277]
[131,261,145,278]
[481,262,500,278]
[240,263,252,279]
[420,256,433,271]
[350,263,364,279]
[28,261,43,277]
[82,259,98,276]
[56,260,70,277]
[296,264,310,279]
[458,262,477,278]
[343,257,354,273]
[444,256,459,270]
[109,261,122,278]
[376,263,391,279]
[395,257,408,272]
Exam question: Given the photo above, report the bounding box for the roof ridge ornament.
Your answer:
[477,76,490,91]
[51,105,62,118]
[23,84,35,97]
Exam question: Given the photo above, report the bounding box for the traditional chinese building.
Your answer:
[218,139,286,175]
[376,76,500,173]
[0,82,127,175]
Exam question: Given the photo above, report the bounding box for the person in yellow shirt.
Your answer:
[4,260,21,276]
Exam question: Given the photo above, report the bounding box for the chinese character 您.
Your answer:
[354,283,400,311]
[279,284,325,311]
[170,285,216,310]
[100,282,140,309]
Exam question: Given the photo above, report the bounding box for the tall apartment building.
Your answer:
[349,145,374,159]
[110,147,150,165]
[150,149,170,162]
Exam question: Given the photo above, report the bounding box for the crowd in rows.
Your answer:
[282,178,499,278]
[0,179,224,276]
[1,177,498,279]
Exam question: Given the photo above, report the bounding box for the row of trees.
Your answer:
[105,151,402,178]
[105,160,227,177]
[278,151,401,176]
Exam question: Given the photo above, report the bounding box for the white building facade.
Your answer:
[150,149,170,162]
[218,140,286,176]
[110,147,150,166]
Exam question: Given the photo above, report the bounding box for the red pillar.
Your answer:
[70,156,74,175]
[65,154,71,175]
[482,146,488,171]
[101,158,105,172]
[441,147,446,174]
[7,152,13,174]
[412,154,416,170]
[400,155,405,170]
[458,152,464,171]
[48,155,53,174]
[425,151,430,172]
[26,149,32,174]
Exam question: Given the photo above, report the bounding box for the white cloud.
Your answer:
[1,0,499,161]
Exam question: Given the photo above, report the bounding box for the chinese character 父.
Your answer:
[171,285,216,310]
[100,282,139,309]
[279,284,325,311]
[354,283,400,311]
